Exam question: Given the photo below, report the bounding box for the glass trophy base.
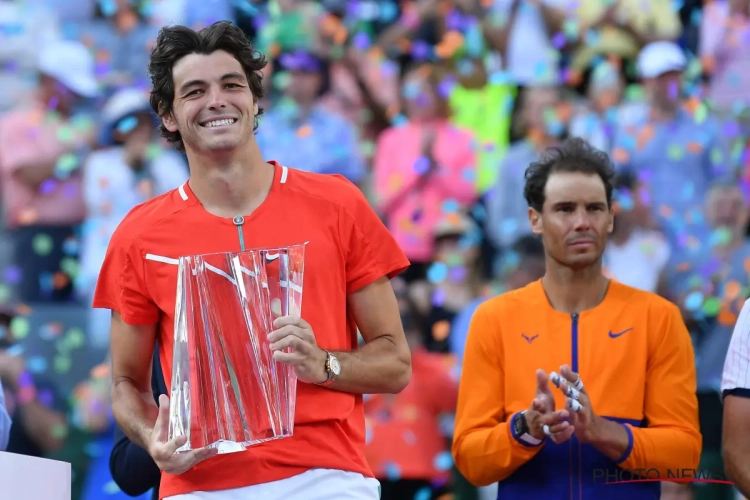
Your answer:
[176,433,294,455]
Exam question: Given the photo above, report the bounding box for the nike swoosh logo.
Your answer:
[609,328,633,338]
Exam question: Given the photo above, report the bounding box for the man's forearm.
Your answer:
[112,379,159,451]
[589,416,630,461]
[725,444,750,497]
[328,336,411,394]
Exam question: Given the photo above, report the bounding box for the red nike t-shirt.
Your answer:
[93,162,410,498]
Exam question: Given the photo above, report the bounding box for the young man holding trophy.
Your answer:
[93,21,412,500]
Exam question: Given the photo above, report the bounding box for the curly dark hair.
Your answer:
[148,21,267,152]
[523,137,615,213]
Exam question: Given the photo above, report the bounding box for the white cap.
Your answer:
[102,88,151,126]
[38,41,99,98]
[637,41,687,79]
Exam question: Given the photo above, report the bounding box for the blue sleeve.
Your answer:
[0,379,11,451]
[109,424,161,496]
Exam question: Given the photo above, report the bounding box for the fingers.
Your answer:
[272,350,304,364]
[267,324,314,344]
[162,434,188,456]
[559,365,585,392]
[567,398,583,413]
[535,369,550,394]
[152,394,170,443]
[272,315,310,330]
[549,425,575,444]
[269,334,309,353]
[539,409,569,426]
[188,445,219,465]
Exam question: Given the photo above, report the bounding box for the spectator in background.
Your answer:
[665,182,750,500]
[700,0,750,117]
[374,62,478,282]
[78,87,188,348]
[486,86,565,249]
[364,301,458,500]
[255,50,367,184]
[0,40,99,303]
[603,170,670,294]
[0,306,69,458]
[409,212,483,353]
[66,0,159,89]
[0,378,9,451]
[568,60,647,154]
[0,0,61,111]
[612,41,736,248]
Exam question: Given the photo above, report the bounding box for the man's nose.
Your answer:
[572,209,593,230]
[205,86,228,109]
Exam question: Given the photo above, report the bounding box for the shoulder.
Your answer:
[475,281,545,320]
[611,280,681,318]
[281,168,369,214]
[110,187,189,248]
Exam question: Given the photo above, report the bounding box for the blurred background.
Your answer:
[0,0,749,499]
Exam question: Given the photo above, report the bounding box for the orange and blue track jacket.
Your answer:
[452,279,701,500]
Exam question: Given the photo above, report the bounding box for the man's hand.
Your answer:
[147,395,218,475]
[268,316,328,384]
[525,369,566,441]
[551,365,600,443]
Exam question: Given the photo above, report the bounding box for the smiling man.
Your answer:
[93,21,412,500]
[452,137,701,499]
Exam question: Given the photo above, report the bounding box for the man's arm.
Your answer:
[110,312,160,450]
[452,301,543,487]
[325,276,411,394]
[721,299,750,497]
[615,303,702,474]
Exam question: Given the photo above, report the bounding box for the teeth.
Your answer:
[204,119,235,127]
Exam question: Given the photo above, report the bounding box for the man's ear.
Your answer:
[162,111,178,133]
[253,99,259,117]
[529,207,543,235]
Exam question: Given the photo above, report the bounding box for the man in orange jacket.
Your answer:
[452,137,701,500]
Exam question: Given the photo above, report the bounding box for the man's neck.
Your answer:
[542,261,610,314]
[186,143,273,218]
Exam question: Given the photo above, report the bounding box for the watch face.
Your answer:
[329,356,341,376]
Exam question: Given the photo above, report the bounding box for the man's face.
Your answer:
[285,69,322,106]
[644,70,682,109]
[163,50,258,154]
[708,186,748,230]
[522,87,560,134]
[530,171,613,270]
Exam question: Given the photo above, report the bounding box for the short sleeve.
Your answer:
[336,176,410,293]
[92,223,160,325]
[722,299,750,395]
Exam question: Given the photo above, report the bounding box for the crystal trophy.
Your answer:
[168,243,306,454]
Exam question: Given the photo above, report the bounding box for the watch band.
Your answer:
[513,411,543,446]
[316,351,336,387]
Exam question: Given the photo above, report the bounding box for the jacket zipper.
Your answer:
[571,312,580,500]
[232,215,246,251]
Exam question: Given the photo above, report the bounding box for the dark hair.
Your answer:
[148,21,267,152]
[275,50,331,98]
[523,137,615,212]
[613,169,638,192]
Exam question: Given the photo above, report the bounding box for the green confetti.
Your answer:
[145,143,162,161]
[53,355,72,374]
[60,257,79,279]
[10,317,30,340]
[55,153,80,178]
[694,102,708,124]
[272,71,291,91]
[0,285,11,303]
[56,125,75,143]
[702,297,721,316]
[49,423,69,439]
[103,481,121,495]
[32,234,54,256]
[667,144,684,161]
[710,147,724,165]
[64,328,85,350]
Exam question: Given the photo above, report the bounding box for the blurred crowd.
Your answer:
[0,0,749,499]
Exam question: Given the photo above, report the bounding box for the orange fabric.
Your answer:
[93,162,410,498]
[364,349,458,482]
[452,279,701,487]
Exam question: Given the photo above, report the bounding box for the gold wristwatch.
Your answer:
[317,350,341,387]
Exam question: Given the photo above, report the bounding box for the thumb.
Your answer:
[153,394,170,443]
[536,369,550,394]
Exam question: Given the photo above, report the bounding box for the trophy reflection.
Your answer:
[168,243,305,454]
